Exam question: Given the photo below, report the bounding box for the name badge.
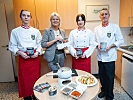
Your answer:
[27,47,34,57]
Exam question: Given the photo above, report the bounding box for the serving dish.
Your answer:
[76,74,98,87]
[69,89,83,99]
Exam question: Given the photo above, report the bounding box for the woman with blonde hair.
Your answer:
[41,12,66,71]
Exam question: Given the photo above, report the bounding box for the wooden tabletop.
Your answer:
[33,70,100,100]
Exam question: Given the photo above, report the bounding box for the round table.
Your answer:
[33,70,100,100]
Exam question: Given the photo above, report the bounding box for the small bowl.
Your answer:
[68,82,77,89]
[60,86,73,95]
[69,89,83,99]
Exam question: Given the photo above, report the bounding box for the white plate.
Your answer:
[76,74,98,87]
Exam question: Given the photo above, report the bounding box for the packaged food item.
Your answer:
[27,47,34,57]
[49,86,57,96]
[100,42,107,51]
[33,82,51,93]
[76,49,82,57]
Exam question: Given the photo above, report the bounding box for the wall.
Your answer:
[78,0,120,74]
[120,27,133,45]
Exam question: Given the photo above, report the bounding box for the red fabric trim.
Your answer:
[78,27,86,31]
[18,56,40,97]
[102,22,109,27]
[72,48,91,73]
[21,24,31,29]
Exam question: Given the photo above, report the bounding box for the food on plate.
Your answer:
[78,75,96,85]
[70,90,81,97]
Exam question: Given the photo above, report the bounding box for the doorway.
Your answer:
[0,4,15,82]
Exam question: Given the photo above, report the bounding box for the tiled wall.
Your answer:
[120,27,133,46]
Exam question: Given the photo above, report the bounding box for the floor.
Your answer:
[0,79,132,100]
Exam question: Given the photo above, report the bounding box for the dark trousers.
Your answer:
[98,61,115,100]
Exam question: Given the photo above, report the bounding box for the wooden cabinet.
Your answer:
[13,0,78,30]
[119,0,133,27]
[115,50,123,85]
[13,0,36,27]
[57,0,78,29]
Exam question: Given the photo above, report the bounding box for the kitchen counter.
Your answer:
[117,46,133,56]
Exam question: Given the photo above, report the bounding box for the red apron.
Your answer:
[18,56,40,97]
[72,48,91,73]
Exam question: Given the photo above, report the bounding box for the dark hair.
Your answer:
[19,9,32,18]
[76,14,86,25]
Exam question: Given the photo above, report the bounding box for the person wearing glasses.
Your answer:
[9,10,42,100]
[94,8,124,100]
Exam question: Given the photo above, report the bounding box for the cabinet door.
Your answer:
[13,0,36,27]
[35,0,56,30]
[131,0,133,26]
[115,50,123,84]
[0,4,15,82]
[57,0,78,29]
[119,0,132,27]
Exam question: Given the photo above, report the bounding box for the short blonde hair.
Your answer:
[49,12,61,27]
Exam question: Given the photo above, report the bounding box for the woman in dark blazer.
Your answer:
[41,12,66,71]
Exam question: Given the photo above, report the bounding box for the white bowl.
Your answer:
[58,67,72,79]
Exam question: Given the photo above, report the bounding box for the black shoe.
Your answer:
[24,96,32,100]
[98,91,105,98]
[106,97,113,100]
[32,95,37,100]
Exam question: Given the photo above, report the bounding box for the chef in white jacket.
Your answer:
[94,8,124,100]
[9,10,42,100]
[68,14,96,73]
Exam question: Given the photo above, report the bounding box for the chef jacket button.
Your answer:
[84,41,85,42]
[77,41,78,42]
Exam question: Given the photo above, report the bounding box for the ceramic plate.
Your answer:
[76,74,98,87]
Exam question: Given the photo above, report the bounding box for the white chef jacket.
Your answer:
[94,23,124,62]
[68,28,96,58]
[9,26,42,55]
